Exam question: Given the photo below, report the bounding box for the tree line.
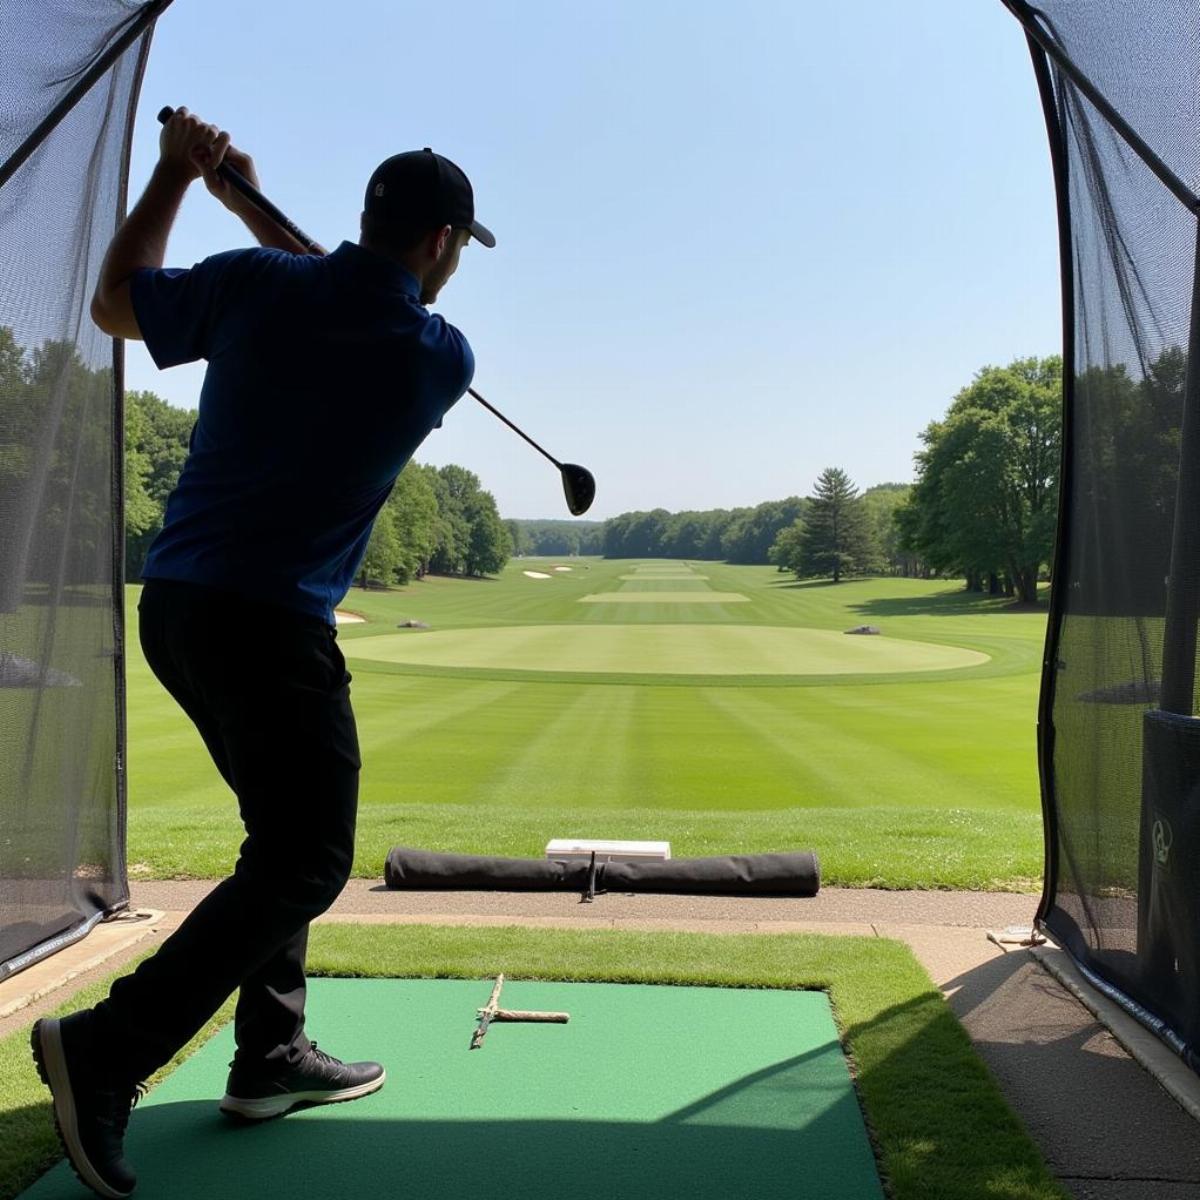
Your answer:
[132,352,1173,603]
[506,518,604,557]
[595,355,1066,598]
[7,331,1078,599]
[125,390,510,585]
[599,483,917,576]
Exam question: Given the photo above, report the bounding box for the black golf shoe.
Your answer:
[31,1014,144,1199]
[219,1042,385,1120]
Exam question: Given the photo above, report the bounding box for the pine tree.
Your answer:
[797,467,877,582]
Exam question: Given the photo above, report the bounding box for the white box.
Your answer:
[545,838,671,864]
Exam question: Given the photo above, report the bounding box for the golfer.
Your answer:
[31,108,494,1199]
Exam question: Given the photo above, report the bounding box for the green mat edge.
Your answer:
[0,924,1068,1200]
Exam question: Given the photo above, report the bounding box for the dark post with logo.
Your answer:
[1136,221,1200,1052]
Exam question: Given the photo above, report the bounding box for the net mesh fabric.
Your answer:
[1013,1,1200,1057]
[0,3,156,979]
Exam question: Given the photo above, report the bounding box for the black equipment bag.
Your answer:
[385,847,820,897]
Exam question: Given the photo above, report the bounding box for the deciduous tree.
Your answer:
[899,356,1061,602]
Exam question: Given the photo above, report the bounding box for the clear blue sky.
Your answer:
[125,0,1060,520]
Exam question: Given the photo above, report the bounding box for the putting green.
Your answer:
[344,624,988,676]
[19,978,883,1200]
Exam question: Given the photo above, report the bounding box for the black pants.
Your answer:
[94,579,360,1084]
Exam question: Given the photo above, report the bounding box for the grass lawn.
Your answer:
[125,561,1048,889]
[0,925,1066,1200]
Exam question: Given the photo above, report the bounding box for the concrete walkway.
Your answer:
[3,882,1198,1199]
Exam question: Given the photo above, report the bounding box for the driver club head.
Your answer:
[560,464,596,516]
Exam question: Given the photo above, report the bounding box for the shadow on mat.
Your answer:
[20,1064,878,1200]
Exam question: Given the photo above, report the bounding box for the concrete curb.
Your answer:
[1034,945,1200,1124]
[0,910,164,1020]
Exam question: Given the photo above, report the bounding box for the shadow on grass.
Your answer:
[762,576,1046,617]
[765,577,848,591]
[0,1100,56,1200]
[850,591,1046,619]
[839,981,1068,1200]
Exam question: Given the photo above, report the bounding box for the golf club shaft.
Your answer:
[466,387,562,469]
[158,105,566,471]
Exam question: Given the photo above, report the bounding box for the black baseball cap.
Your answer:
[364,148,495,248]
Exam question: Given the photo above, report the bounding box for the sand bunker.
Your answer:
[334,611,366,624]
[523,570,552,579]
[553,566,572,572]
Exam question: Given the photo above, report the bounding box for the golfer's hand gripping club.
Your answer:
[157,107,323,254]
[156,105,595,515]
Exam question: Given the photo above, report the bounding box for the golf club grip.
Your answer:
[156,106,322,253]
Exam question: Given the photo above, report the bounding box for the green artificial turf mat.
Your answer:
[19,978,882,1200]
[3,927,1067,1200]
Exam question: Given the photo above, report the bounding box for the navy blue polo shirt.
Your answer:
[131,241,473,623]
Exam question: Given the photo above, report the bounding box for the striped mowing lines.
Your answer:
[580,592,751,603]
[479,683,643,806]
[342,672,1038,814]
[577,561,745,604]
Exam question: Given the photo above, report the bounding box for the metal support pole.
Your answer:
[1160,225,1200,716]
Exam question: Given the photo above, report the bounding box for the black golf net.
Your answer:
[0,2,165,981]
[1005,1,1200,1066]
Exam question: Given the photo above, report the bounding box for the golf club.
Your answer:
[156,106,596,516]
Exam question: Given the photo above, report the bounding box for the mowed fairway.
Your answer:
[124,560,1048,889]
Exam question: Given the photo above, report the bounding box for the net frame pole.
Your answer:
[107,27,160,909]
[1159,227,1200,716]
[1001,1,1200,217]
[0,0,173,189]
[1023,31,1074,925]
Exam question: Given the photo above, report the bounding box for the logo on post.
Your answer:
[1152,817,1173,866]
